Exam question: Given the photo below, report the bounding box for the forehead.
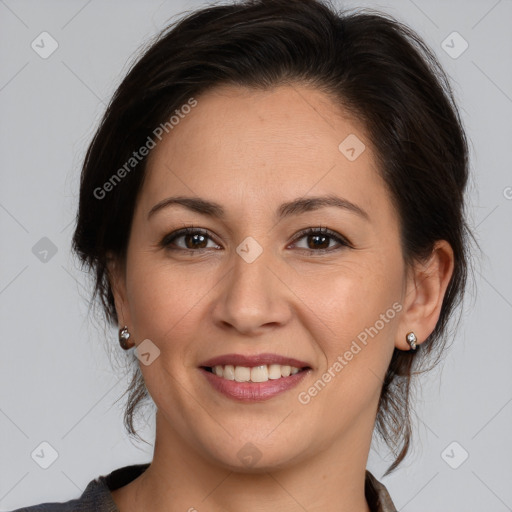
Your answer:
[141,84,391,221]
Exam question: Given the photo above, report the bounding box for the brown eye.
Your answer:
[292,227,352,253]
[183,232,208,249]
[161,228,220,251]
[306,233,330,250]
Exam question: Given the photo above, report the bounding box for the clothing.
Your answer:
[12,463,397,512]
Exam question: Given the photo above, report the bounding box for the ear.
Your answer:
[396,240,455,350]
[106,251,131,328]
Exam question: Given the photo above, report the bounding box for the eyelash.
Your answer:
[159,226,353,255]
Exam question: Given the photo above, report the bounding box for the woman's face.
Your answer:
[112,84,412,470]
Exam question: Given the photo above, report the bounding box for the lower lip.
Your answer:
[200,367,310,402]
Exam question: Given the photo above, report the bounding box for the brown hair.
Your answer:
[72,0,472,474]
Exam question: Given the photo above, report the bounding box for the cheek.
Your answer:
[300,261,402,414]
[292,256,403,341]
[296,267,401,414]
[124,252,209,343]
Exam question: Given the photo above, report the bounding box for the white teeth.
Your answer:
[281,365,291,377]
[268,364,282,380]
[250,365,268,382]
[234,366,251,382]
[223,364,235,380]
[210,364,303,382]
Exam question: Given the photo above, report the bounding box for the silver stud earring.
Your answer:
[119,326,133,350]
[406,332,417,351]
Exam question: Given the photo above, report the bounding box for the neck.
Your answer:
[114,413,373,512]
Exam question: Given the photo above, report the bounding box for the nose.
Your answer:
[211,241,293,336]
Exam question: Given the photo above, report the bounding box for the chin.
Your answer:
[198,431,314,474]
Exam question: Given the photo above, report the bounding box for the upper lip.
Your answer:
[200,353,311,369]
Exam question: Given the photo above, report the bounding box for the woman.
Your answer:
[14,0,471,510]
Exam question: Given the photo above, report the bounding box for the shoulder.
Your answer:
[9,463,150,512]
[365,470,398,512]
[9,479,112,512]
[9,480,106,511]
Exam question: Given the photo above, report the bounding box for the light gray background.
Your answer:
[1,0,511,510]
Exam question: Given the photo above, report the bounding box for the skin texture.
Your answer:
[108,84,454,512]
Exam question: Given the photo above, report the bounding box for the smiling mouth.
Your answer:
[201,364,310,383]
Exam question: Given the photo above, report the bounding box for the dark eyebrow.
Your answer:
[278,195,369,221]
[148,196,225,220]
[147,194,369,221]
